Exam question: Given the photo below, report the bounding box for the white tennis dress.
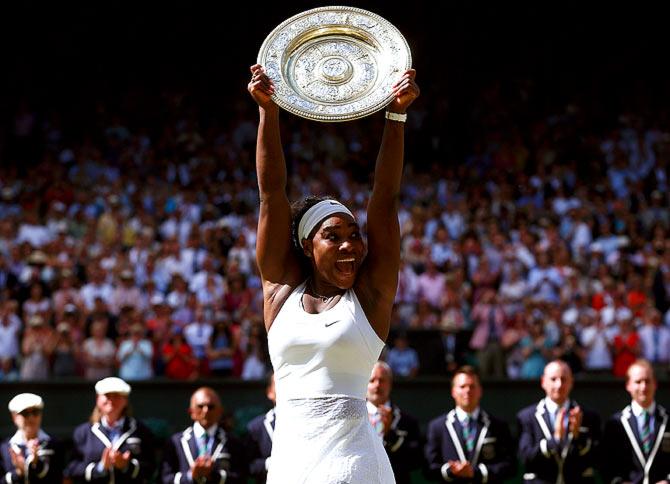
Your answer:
[266,281,395,484]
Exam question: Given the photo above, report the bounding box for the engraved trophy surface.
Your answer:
[257,6,412,122]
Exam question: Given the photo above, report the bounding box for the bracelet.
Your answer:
[385,111,407,123]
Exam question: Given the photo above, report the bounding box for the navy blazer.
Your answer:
[425,408,516,483]
[602,404,670,484]
[517,399,601,484]
[1,431,64,484]
[161,425,246,484]
[245,409,274,484]
[381,404,423,484]
[65,418,156,484]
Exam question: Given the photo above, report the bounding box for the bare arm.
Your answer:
[357,70,420,340]
[248,65,302,328]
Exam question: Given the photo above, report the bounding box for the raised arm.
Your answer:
[247,65,302,328]
[357,70,420,339]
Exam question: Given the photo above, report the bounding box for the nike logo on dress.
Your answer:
[325,320,340,327]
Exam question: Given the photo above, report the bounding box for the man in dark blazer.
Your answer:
[425,366,516,483]
[517,360,601,484]
[366,361,422,484]
[602,359,670,484]
[1,393,64,484]
[162,387,246,484]
[245,375,276,484]
[65,377,155,484]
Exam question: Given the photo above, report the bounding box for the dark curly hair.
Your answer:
[290,195,337,271]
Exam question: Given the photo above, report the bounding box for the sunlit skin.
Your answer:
[302,214,365,294]
[96,392,128,425]
[188,388,224,479]
[541,361,582,438]
[448,372,483,478]
[96,393,131,470]
[451,373,482,414]
[367,363,392,407]
[11,408,42,440]
[266,377,276,405]
[626,361,657,409]
[366,363,394,435]
[189,388,223,431]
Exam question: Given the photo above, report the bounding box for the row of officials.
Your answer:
[1,358,669,484]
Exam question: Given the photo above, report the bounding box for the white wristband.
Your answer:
[385,111,407,123]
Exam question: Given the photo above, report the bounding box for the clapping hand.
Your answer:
[191,455,213,480]
[447,460,474,478]
[9,446,26,476]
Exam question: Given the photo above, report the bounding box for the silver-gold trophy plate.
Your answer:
[257,6,412,122]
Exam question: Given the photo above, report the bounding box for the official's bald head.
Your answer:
[189,387,223,429]
[541,360,573,406]
[367,361,393,406]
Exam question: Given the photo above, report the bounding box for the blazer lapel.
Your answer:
[645,406,669,471]
[179,427,196,467]
[445,410,467,462]
[621,405,647,468]
[471,411,490,465]
[91,423,112,449]
[534,400,553,442]
[263,409,275,441]
[113,418,137,451]
[211,427,230,461]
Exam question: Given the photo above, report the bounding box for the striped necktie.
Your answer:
[198,434,211,456]
[640,411,652,454]
[462,416,476,454]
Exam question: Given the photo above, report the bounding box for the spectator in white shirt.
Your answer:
[638,307,670,365]
[189,257,225,296]
[79,265,113,312]
[109,269,144,316]
[15,210,53,248]
[0,300,22,379]
[580,313,614,372]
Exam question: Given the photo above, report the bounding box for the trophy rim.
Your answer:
[257,5,412,122]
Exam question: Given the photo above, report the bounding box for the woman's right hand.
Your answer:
[248,64,276,111]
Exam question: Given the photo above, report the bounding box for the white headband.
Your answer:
[298,200,355,244]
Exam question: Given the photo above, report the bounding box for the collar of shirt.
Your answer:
[9,429,50,446]
[101,417,125,431]
[193,421,218,439]
[366,401,391,415]
[544,397,569,415]
[631,400,656,417]
[455,406,480,423]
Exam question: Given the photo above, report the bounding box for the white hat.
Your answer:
[150,294,165,306]
[94,377,131,396]
[8,393,44,414]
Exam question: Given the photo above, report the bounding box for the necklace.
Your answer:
[307,279,338,303]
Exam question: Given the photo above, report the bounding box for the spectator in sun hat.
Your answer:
[1,392,65,484]
[65,377,156,484]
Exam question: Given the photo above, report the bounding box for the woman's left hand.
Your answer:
[387,69,420,114]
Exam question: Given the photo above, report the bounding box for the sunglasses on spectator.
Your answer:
[19,408,42,418]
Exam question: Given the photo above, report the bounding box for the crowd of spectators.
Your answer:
[2,58,670,383]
